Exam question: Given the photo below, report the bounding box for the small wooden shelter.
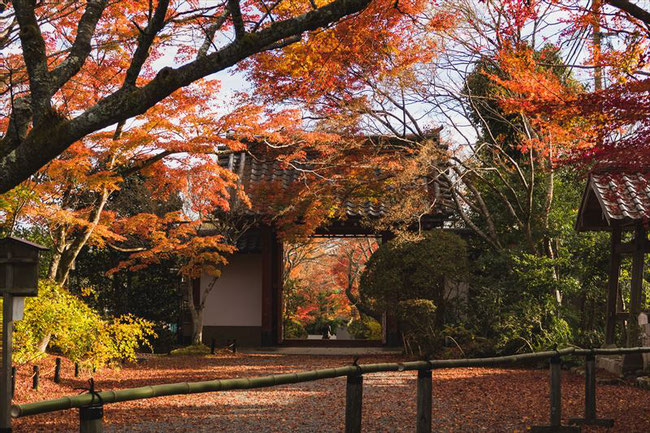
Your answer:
[576,170,650,350]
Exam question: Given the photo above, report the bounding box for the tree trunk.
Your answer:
[53,187,111,285]
[36,334,51,353]
[186,279,204,345]
[191,308,204,346]
[48,249,62,280]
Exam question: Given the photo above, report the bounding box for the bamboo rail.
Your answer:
[9,346,650,429]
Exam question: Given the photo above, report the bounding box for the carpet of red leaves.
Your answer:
[10,353,650,432]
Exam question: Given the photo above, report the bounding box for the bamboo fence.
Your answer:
[11,346,650,418]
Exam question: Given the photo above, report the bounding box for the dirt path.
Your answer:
[11,354,650,432]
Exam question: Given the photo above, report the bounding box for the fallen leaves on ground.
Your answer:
[11,353,650,432]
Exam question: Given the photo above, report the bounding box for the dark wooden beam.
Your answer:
[605,225,622,346]
[615,312,630,321]
[627,223,646,347]
[261,226,274,346]
[615,238,650,255]
[274,235,283,345]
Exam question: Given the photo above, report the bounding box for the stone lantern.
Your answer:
[0,236,48,433]
[0,236,48,296]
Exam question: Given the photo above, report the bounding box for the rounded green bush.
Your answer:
[359,230,468,309]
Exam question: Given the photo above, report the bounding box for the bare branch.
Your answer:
[197,9,230,58]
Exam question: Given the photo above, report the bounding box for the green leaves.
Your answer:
[359,230,469,309]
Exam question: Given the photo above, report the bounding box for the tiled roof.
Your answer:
[591,172,650,222]
[234,230,263,253]
[220,152,300,192]
[576,171,650,231]
[217,151,450,220]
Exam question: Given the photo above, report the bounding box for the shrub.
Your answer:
[11,280,155,368]
[360,230,468,317]
[397,299,437,355]
[284,318,308,339]
[169,344,211,356]
[488,252,573,353]
[151,324,178,354]
[348,316,382,340]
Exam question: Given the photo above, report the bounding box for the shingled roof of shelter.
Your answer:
[576,170,650,231]
[216,134,452,220]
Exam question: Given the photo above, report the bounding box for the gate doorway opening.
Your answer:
[281,236,384,344]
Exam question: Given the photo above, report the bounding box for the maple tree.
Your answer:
[0,0,385,194]
[479,0,650,169]
[7,82,233,284]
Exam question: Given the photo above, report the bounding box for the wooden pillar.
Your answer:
[345,372,363,433]
[627,223,646,347]
[79,404,104,433]
[531,356,579,433]
[32,366,38,390]
[380,230,401,346]
[1,293,14,433]
[549,357,562,427]
[54,357,61,384]
[569,353,614,427]
[274,238,284,344]
[584,355,597,420]
[261,227,275,346]
[605,225,622,346]
[416,369,432,433]
[384,312,401,347]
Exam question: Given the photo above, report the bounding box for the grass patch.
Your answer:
[169,344,211,356]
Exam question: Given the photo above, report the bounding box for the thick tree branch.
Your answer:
[606,0,650,28]
[124,0,171,87]
[119,150,174,177]
[50,0,108,90]
[228,0,246,39]
[263,34,301,50]
[12,0,51,120]
[4,96,31,145]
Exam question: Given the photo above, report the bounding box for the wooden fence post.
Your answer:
[10,368,15,399]
[79,403,104,433]
[54,358,61,384]
[32,366,38,390]
[569,354,614,427]
[550,356,561,427]
[416,369,432,433]
[345,371,363,433]
[531,356,580,433]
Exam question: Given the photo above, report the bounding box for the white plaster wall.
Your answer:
[201,254,263,327]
